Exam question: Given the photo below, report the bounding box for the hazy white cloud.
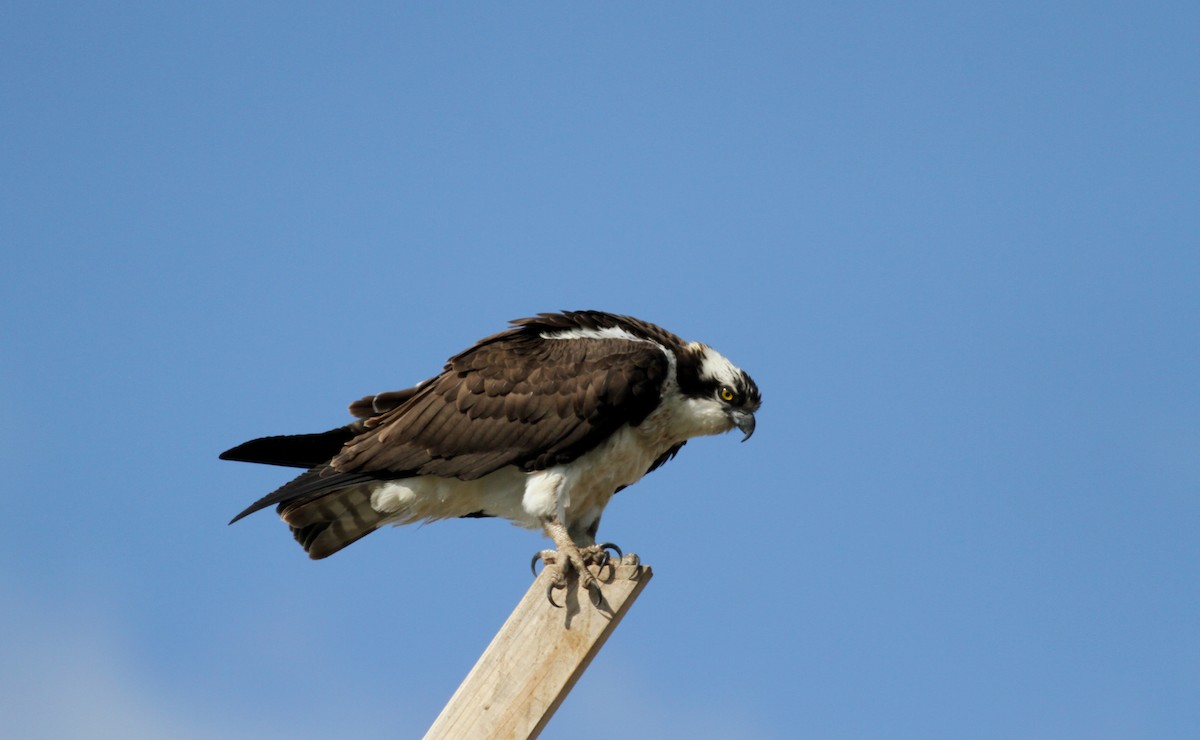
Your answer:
[0,591,231,740]
[0,582,434,740]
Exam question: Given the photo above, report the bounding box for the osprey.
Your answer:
[222,310,760,602]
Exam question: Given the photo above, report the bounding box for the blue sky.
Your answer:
[3,2,1197,738]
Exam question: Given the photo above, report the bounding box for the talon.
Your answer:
[590,543,623,580]
[589,583,603,607]
[595,552,614,580]
[546,582,563,608]
[531,553,542,577]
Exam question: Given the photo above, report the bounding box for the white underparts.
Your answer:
[363,329,741,544]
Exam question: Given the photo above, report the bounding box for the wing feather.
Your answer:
[330,333,669,479]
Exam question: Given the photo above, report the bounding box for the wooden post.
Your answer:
[425,557,652,740]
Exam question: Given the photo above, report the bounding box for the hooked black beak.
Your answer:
[729,409,756,442]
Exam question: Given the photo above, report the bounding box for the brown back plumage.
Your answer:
[332,315,673,479]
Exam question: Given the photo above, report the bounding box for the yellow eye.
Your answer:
[719,386,735,402]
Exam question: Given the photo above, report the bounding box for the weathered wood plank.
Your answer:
[425,558,652,740]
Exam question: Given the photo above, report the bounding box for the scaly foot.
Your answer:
[532,542,615,607]
[535,520,627,606]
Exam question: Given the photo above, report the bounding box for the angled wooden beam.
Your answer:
[425,558,652,740]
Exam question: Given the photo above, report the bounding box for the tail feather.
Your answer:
[280,486,389,559]
[219,426,360,469]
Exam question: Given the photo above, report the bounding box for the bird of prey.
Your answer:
[222,310,760,603]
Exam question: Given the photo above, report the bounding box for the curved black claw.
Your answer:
[531,552,543,577]
[588,582,603,607]
[594,554,612,580]
[597,542,623,559]
[547,582,564,608]
[592,543,621,579]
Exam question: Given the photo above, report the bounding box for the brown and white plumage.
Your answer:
[222,311,761,581]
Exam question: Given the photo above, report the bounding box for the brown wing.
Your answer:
[330,331,670,480]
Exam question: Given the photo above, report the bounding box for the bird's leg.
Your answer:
[536,519,604,607]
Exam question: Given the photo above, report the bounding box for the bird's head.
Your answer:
[677,343,761,442]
